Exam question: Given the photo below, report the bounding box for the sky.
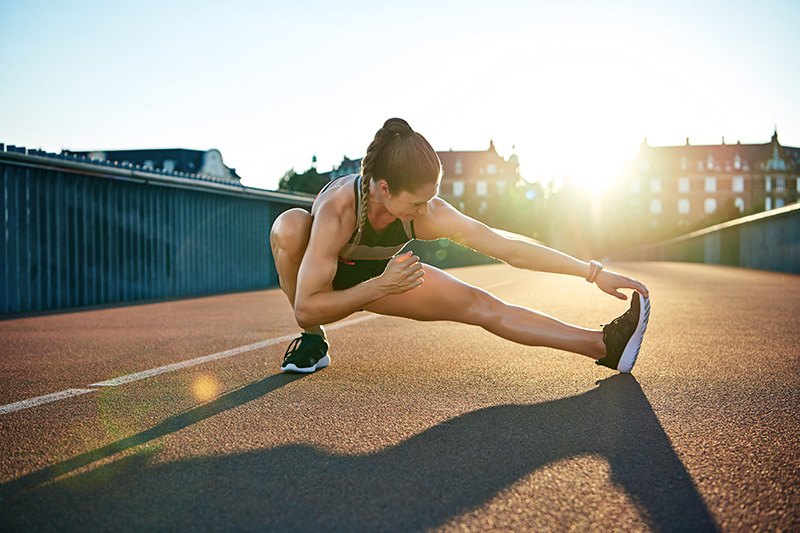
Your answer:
[1,0,798,192]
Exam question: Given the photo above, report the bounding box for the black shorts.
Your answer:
[332,257,390,291]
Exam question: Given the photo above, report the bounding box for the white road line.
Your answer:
[0,389,98,415]
[90,314,379,387]
[0,314,381,415]
[88,334,300,386]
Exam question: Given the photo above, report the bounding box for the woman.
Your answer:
[270,118,650,374]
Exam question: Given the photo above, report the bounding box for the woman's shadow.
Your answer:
[1,374,717,532]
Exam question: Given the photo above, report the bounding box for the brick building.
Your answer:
[324,141,523,212]
[623,131,800,229]
[436,141,522,213]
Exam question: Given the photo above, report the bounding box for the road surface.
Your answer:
[1,262,798,531]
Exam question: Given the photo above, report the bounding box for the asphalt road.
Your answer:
[1,262,798,532]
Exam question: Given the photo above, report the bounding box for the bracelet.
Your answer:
[586,260,603,283]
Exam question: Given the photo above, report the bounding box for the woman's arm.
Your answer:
[415,199,649,300]
[293,200,424,328]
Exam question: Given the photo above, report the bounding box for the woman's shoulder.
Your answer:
[312,174,358,218]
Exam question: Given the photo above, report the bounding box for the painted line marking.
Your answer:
[0,314,380,414]
[0,389,98,415]
[90,314,378,387]
[88,334,300,386]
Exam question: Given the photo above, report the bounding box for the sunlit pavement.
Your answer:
[1,262,798,532]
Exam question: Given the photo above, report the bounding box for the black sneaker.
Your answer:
[596,292,650,373]
[280,333,330,373]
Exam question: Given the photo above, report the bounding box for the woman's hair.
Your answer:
[357,118,442,233]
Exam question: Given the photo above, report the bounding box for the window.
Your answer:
[776,177,786,191]
[732,176,744,193]
[476,181,488,196]
[678,178,690,193]
[452,181,465,197]
[678,198,690,214]
[707,155,714,170]
[487,164,497,174]
[496,181,506,194]
[164,159,176,172]
[680,156,688,170]
[734,154,742,170]
[766,197,772,211]
[776,198,786,209]
[765,177,772,192]
[629,180,641,194]
[705,177,717,193]
[454,159,463,175]
[705,198,717,214]
[650,178,662,193]
[650,199,662,214]
[697,161,704,171]
[734,198,745,213]
[143,160,155,169]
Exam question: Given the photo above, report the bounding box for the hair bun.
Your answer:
[384,118,414,139]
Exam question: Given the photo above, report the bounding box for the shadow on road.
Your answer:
[1,375,717,532]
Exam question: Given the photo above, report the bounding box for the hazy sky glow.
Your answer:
[1,0,798,191]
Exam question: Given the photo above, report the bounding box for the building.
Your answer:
[323,141,522,212]
[437,141,521,213]
[62,148,241,184]
[623,131,800,229]
[329,155,361,179]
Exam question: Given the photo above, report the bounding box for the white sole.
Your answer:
[617,293,650,373]
[281,354,331,373]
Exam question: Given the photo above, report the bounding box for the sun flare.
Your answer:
[192,374,220,402]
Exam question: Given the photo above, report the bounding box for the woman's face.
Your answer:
[379,180,440,221]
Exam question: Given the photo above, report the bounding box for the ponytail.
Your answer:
[357,118,441,235]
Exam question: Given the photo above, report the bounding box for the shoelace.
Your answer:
[609,300,639,328]
[283,336,304,361]
[602,301,638,345]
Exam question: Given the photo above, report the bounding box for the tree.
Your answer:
[278,167,330,195]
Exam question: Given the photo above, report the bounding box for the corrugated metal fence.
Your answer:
[1,145,312,314]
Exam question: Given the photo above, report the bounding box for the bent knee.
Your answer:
[271,208,312,250]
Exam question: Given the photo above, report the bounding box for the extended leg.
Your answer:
[365,265,606,359]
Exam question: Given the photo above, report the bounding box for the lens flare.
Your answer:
[192,374,220,402]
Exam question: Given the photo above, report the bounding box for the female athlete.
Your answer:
[270,118,650,374]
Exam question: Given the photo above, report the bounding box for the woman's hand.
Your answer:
[378,251,425,295]
[594,269,649,300]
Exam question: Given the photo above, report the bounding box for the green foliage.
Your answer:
[278,167,330,195]
[449,181,547,241]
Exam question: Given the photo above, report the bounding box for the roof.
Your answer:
[634,132,800,173]
[437,141,519,180]
[62,148,242,182]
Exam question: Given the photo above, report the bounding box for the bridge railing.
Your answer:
[1,145,312,314]
[609,202,800,275]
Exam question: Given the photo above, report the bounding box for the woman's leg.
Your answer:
[269,209,326,338]
[364,265,606,359]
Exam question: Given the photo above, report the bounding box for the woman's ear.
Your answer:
[377,180,392,198]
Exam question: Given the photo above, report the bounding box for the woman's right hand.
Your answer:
[378,251,425,295]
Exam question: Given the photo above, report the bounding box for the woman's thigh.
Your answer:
[364,264,499,325]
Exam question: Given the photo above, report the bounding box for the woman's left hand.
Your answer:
[594,269,649,300]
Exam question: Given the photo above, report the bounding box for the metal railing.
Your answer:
[610,202,800,275]
[1,145,312,314]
